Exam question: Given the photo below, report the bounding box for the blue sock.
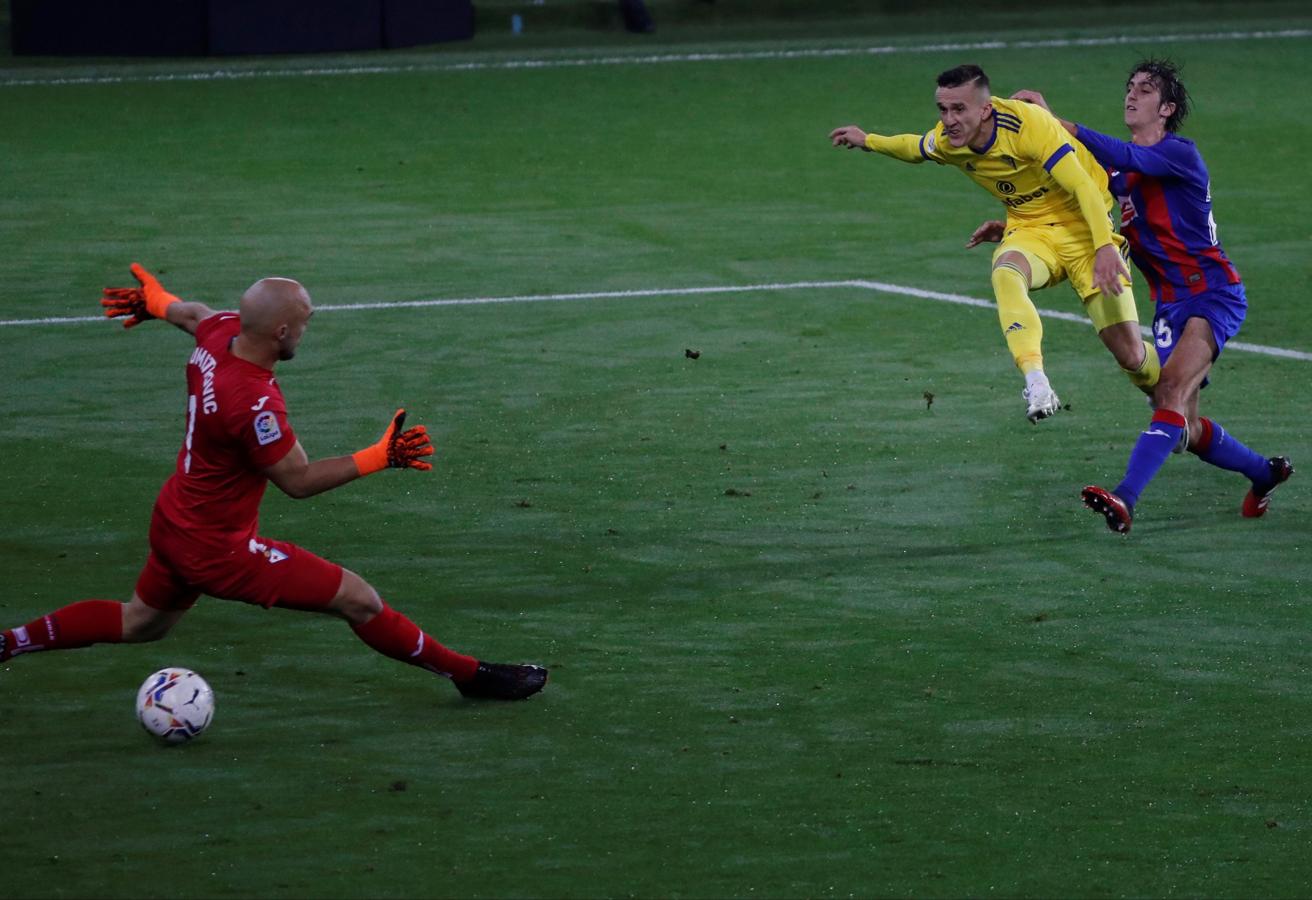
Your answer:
[1114,409,1187,509]
[1191,417,1271,484]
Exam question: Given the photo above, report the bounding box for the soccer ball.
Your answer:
[136,668,215,744]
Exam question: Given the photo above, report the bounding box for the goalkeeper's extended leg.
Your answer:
[332,569,547,699]
[0,595,176,662]
[0,600,124,662]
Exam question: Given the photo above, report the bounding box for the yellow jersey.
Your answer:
[865,96,1116,246]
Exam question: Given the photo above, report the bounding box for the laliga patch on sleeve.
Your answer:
[924,131,937,155]
[253,410,282,446]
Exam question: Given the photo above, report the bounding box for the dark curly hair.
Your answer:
[1129,57,1190,132]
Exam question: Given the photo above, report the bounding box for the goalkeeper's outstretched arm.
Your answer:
[263,440,364,500]
[264,409,435,500]
[100,263,215,335]
[162,298,217,336]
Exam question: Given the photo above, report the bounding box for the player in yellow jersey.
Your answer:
[830,64,1160,423]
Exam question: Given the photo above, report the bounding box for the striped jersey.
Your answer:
[1075,125,1242,302]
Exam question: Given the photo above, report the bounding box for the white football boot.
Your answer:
[1022,370,1061,423]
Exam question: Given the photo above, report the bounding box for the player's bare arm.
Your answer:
[263,440,363,500]
[1091,244,1131,297]
[100,263,215,335]
[1011,90,1078,137]
[829,125,870,149]
[264,409,435,500]
[1049,230,1132,298]
[163,299,217,335]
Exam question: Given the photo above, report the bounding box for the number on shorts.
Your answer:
[1154,316,1173,350]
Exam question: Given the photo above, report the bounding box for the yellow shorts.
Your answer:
[992,221,1137,331]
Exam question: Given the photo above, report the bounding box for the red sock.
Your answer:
[350,603,478,682]
[2,600,124,661]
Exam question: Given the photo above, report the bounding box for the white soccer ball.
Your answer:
[136,668,215,744]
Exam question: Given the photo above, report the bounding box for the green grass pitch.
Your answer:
[1,7,1311,898]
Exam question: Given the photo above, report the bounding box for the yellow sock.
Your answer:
[1122,339,1161,394]
[991,264,1044,373]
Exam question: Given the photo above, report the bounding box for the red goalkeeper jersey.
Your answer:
[152,314,297,546]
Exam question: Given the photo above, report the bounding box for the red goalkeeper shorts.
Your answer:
[136,530,343,612]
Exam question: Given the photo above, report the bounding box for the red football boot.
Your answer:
[1082,485,1133,534]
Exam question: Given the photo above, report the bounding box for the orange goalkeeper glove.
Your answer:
[99,263,181,328]
[352,409,434,475]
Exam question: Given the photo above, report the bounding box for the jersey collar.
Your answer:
[969,116,998,155]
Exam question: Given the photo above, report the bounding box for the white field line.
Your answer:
[3,277,1309,362]
[0,29,1308,87]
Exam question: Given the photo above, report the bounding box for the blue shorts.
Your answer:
[1152,283,1247,368]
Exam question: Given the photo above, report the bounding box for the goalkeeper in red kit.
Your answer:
[0,264,547,701]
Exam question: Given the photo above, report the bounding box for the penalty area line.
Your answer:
[4,278,1309,362]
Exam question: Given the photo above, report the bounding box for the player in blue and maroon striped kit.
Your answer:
[990,60,1292,532]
